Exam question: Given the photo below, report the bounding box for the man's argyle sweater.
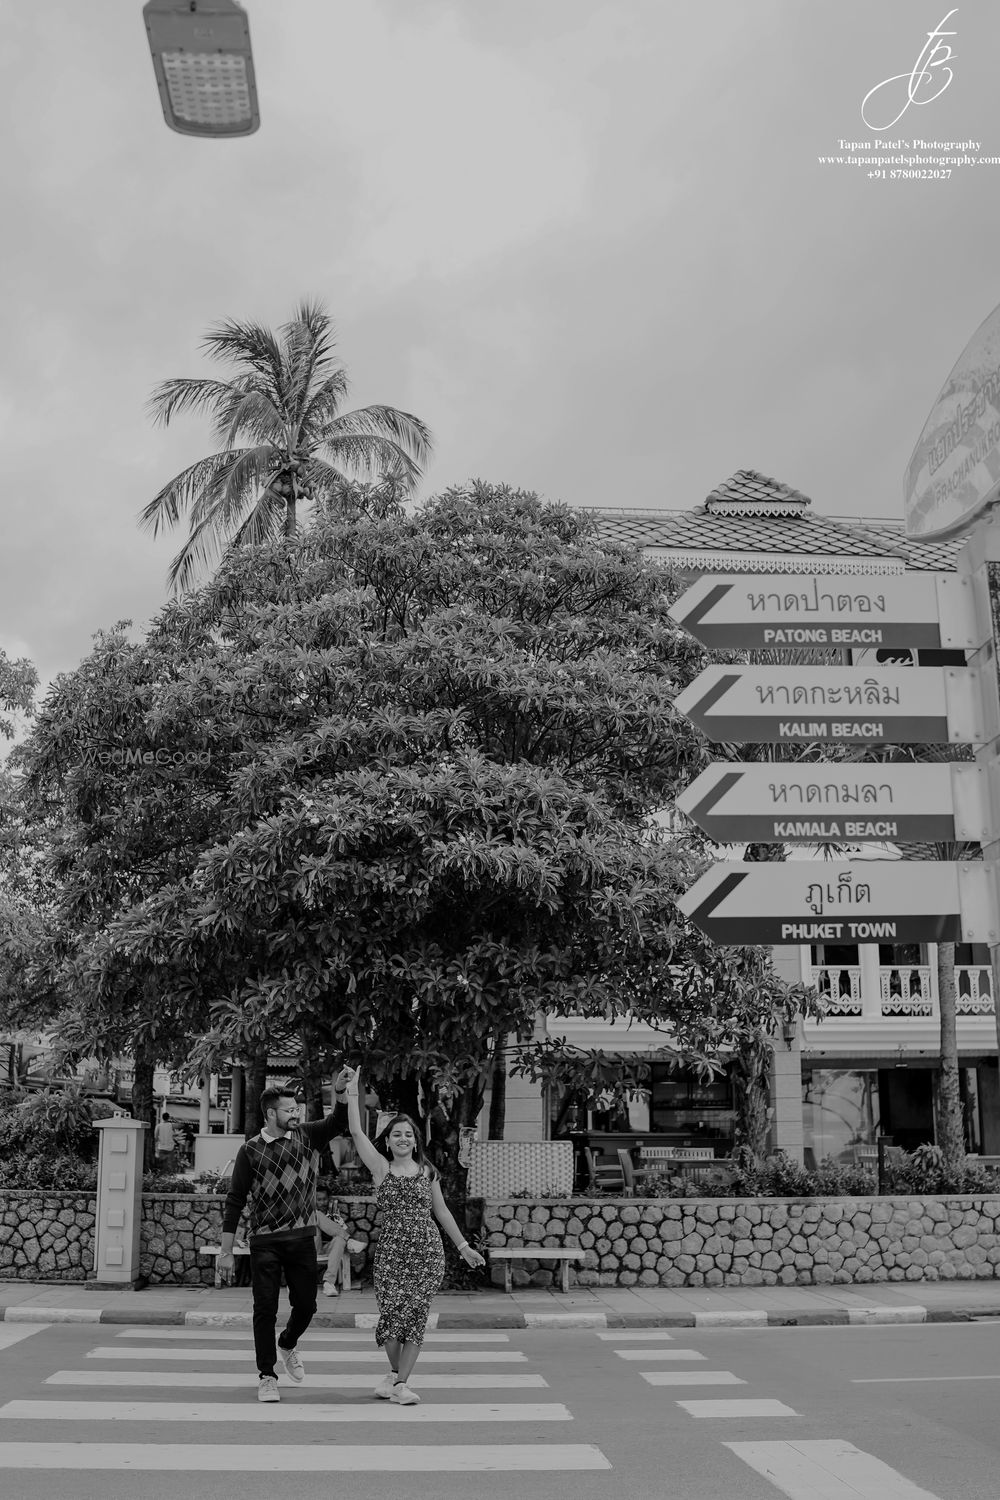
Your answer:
[222,1105,348,1248]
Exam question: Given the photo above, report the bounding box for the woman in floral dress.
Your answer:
[343,1067,486,1405]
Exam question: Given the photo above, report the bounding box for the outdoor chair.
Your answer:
[617,1148,655,1196]
[584,1146,625,1193]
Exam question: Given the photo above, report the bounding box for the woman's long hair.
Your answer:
[377,1113,439,1181]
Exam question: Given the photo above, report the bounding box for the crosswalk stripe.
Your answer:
[614,1349,706,1361]
[49,1370,548,1389]
[677,1399,797,1418]
[726,1439,943,1498]
[642,1371,745,1386]
[0,1327,49,1351]
[114,1328,511,1343]
[0,1442,611,1472]
[594,1329,675,1341]
[0,1400,572,1424]
[87,1346,527,1363]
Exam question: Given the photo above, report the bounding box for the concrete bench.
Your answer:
[198,1245,351,1292]
[488,1246,586,1295]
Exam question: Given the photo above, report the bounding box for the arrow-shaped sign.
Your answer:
[676,762,984,845]
[668,572,979,652]
[672,664,985,746]
[677,860,995,946]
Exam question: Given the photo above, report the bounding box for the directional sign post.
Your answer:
[677,861,996,947]
[668,572,981,652]
[676,762,986,846]
[672,664,988,746]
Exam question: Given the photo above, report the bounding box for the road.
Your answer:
[3,1316,1000,1497]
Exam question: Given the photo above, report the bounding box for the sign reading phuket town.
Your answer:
[667,572,978,652]
[905,300,1000,540]
[672,664,984,746]
[677,861,994,947]
[676,762,983,846]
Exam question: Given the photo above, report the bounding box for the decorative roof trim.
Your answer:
[645,550,907,575]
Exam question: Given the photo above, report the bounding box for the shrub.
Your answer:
[2,1086,110,1159]
[0,1151,97,1191]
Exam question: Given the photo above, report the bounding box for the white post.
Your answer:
[92,1115,148,1285]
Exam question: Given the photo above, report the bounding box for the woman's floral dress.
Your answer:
[373,1168,446,1347]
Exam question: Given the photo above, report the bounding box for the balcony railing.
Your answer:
[812,965,863,1016]
[810,964,994,1018]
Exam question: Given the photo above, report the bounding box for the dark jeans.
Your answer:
[250,1235,318,1378]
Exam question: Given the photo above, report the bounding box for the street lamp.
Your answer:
[143,0,260,138]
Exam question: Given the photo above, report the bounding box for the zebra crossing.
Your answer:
[597,1328,945,1498]
[0,1323,610,1475]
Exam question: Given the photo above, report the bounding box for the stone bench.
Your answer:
[198,1245,352,1292]
[488,1246,585,1294]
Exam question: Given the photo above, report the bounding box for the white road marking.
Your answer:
[115,1327,511,1343]
[0,1326,50,1350]
[642,1370,745,1386]
[594,1329,675,1341]
[614,1348,706,1361]
[0,1399,572,1424]
[4,1307,100,1323]
[0,1442,610,1472]
[853,1374,1000,1383]
[677,1399,797,1418]
[87,1346,527,1363]
[49,1370,548,1389]
[727,1439,943,1499]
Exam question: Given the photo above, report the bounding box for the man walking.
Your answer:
[219,1078,349,1402]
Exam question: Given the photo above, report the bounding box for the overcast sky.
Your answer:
[3,0,999,695]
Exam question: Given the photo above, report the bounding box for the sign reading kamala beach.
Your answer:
[905,300,1000,541]
[676,762,983,846]
[671,664,984,746]
[667,572,978,652]
[677,860,994,947]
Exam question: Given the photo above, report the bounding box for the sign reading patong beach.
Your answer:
[675,761,983,846]
[671,664,983,746]
[667,572,978,652]
[677,861,993,947]
[905,300,1000,540]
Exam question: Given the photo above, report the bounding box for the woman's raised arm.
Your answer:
[343,1067,388,1182]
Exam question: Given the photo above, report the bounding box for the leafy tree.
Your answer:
[140,300,433,593]
[58,483,809,1170]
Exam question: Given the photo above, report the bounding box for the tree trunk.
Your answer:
[487,1029,507,1139]
[936,941,966,1179]
[244,1048,268,1136]
[131,1043,156,1173]
[732,1038,770,1163]
[298,1028,325,1122]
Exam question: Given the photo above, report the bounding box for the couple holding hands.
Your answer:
[220,1064,486,1405]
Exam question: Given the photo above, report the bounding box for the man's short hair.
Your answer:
[260,1087,295,1120]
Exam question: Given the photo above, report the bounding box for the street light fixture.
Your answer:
[143,0,260,138]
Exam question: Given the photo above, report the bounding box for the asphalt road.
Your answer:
[3,1317,1000,1498]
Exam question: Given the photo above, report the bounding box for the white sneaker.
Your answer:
[278,1345,305,1383]
[390,1381,420,1405]
[346,1238,365,1254]
[258,1375,280,1403]
[374,1372,397,1399]
[322,1280,340,1297]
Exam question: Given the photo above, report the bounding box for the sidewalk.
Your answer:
[4,1277,1000,1329]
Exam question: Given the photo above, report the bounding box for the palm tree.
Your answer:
[140,300,433,592]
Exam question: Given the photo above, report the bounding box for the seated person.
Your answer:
[315,1181,364,1297]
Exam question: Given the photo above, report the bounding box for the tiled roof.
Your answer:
[586,469,957,572]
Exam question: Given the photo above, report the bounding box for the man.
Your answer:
[154,1110,175,1169]
[220,1075,350,1402]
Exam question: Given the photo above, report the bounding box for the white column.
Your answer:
[93,1115,148,1285]
[859,943,882,1019]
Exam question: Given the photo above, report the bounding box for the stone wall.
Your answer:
[484,1196,1000,1287]
[0,1190,379,1285]
[0,1192,95,1281]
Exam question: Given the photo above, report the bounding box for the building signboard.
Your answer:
[672,664,984,745]
[677,860,994,947]
[668,572,978,652]
[675,761,983,845]
[905,300,1000,541]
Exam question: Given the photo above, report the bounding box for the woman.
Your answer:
[342,1066,485,1405]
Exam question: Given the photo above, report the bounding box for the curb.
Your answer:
[3,1302,999,1329]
